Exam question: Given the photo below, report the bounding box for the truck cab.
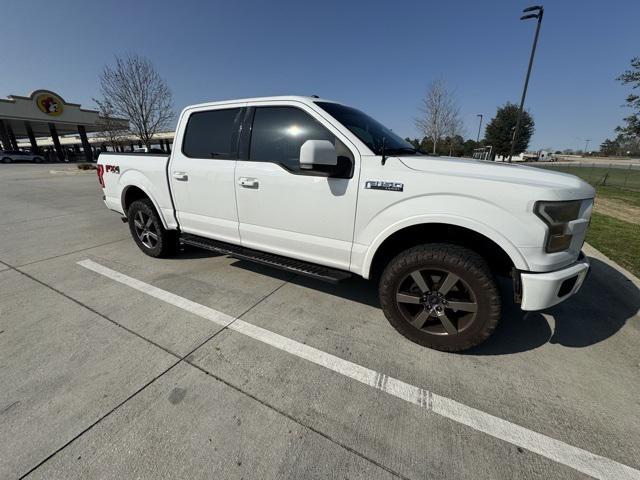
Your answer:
[98,96,594,351]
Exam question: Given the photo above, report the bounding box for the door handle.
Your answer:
[173,171,188,181]
[238,177,259,189]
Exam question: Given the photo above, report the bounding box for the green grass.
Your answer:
[534,164,640,190]
[586,212,640,277]
[594,185,640,208]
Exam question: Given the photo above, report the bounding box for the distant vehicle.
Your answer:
[1,150,45,164]
[97,95,594,352]
[133,147,165,154]
[537,151,556,162]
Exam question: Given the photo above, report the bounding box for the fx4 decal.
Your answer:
[365,180,404,192]
[105,165,120,174]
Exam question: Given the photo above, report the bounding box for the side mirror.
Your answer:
[299,140,337,169]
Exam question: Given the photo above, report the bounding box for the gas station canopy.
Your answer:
[0,89,128,161]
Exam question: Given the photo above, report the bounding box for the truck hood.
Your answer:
[398,156,595,200]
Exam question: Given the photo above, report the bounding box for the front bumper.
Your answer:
[519,251,590,311]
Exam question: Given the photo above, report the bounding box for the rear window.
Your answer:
[182,108,242,159]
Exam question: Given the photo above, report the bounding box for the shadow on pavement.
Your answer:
[220,255,639,355]
[546,257,639,348]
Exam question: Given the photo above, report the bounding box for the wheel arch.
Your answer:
[363,219,528,280]
[121,184,169,229]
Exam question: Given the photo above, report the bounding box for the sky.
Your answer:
[2,0,638,151]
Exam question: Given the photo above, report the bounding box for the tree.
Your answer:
[615,57,640,140]
[445,112,464,156]
[600,138,620,156]
[94,100,129,151]
[96,54,174,149]
[462,139,480,157]
[617,134,640,156]
[483,103,535,158]
[415,79,460,155]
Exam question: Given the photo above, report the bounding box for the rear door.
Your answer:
[234,102,359,270]
[169,105,245,243]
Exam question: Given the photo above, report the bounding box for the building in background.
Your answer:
[0,90,174,162]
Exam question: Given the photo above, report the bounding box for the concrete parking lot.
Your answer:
[1,164,639,479]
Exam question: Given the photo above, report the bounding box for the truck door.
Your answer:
[169,105,244,243]
[234,103,359,270]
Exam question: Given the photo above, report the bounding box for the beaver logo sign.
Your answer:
[35,93,64,116]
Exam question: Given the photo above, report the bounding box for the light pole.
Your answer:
[476,114,483,143]
[508,5,544,163]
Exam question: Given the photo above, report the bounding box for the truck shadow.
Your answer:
[227,256,639,355]
[469,258,639,355]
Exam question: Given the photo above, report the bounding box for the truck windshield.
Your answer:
[315,102,418,156]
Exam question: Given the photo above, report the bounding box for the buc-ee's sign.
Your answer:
[35,93,64,116]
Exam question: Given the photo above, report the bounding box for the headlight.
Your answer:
[534,200,582,253]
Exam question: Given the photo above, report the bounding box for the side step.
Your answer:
[180,234,352,284]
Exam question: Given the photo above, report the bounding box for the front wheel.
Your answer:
[379,244,501,352]
[127,199,178,258]
[2,157,12,164]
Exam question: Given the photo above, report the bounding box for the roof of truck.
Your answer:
[184,95,340,110]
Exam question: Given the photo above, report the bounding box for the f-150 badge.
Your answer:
[365,180,404,192]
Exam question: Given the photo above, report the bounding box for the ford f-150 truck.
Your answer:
[97,96,594,351]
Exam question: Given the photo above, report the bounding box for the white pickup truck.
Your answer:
[97,96,594,351]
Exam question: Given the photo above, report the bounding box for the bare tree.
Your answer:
[94,100,129,151]
[415,79,460,155]
[445,108,464,156]
[96,54,173,149]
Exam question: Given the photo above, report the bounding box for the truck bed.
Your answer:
[97,152,177,229]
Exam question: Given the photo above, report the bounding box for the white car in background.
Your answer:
[1,150,45,164]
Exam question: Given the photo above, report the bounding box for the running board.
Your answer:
[180,234,352,283]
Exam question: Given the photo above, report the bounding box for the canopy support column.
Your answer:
[49,123,65,162]
[24,122,40,153]
[0,120,12,150]
[78,125,93,162]
[6,123,18,150]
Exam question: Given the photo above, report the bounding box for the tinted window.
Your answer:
[183,108,242,159]
[315,102,417,156]
[249,107,335,170]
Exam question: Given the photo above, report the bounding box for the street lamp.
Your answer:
[508,5,544,163]
[476,114,483,143]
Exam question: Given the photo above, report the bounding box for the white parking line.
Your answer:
[78,259,640,480]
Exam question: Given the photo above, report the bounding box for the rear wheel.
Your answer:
[2,157,11,164]
[127,199,178,258]
[379,244,501,352]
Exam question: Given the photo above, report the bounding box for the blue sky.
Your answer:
[2,0,638,150]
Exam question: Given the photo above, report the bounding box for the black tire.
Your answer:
[379,244,501,352]
[2,157,11,164]
[34,157,43,163]
[127,199,178,258]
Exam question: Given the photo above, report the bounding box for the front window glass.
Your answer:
[249,106,335,171]
[315,102,417,155]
